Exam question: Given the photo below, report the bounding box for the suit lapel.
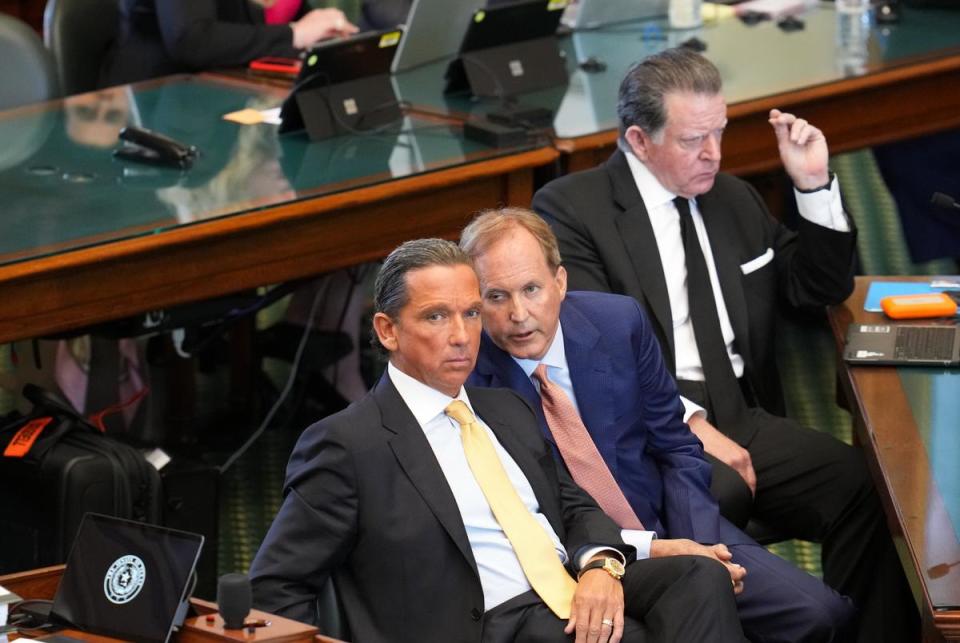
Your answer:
[606,152,677,371]
[560,303,619,475]
[696,191,752,367]
[475,334,554,445]
[376,376,479,577]
[472,391,565,539]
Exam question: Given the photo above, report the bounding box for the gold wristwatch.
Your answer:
[578,556,625,581]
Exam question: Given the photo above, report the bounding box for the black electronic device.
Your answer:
[279,29,404,141]
[114,126,197,169]
[444,0,568,98]
[50,513,203,643]
[216,574,252,629]
[931,191,960,211]
[844,323,960,365]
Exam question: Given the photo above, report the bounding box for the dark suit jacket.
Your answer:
[534,149,857,439]
[250,373,631,641]
[470,291,724,545]
[102,0,303,86]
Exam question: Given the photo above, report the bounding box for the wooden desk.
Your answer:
[555,7,960,175]
[0,565,345,643]
[0,76,557,344]
[828,277,960,642]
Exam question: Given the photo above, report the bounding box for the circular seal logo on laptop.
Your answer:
[103,555,146,604]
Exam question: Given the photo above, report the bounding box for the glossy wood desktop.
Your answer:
[828,277,960,642]
[545,6,960,174]
[0,74,556,344]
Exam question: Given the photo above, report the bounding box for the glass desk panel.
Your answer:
[0,76,541,268]
[899,367,960,610]
[396,6,960,140]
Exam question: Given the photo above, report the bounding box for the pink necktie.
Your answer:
[533,364,644,530]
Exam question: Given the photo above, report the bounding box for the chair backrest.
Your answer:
[0,12,59,110]
[44,0,120,95]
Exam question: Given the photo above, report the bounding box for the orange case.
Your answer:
[880,292,958,319]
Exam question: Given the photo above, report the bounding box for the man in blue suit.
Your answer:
[462,208,854,643]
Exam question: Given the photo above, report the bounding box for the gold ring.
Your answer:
[601,619,614,627]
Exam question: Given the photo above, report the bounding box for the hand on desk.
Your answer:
[650,539,747,595]
[688,414,756,496]
[769,108,830,191]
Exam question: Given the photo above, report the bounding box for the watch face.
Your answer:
[605,558,625,578]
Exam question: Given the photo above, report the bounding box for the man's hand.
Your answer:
[565,562,625,643]
[768,109,830,191]
[291,9,359,49]
[688,414,756,496]
[650,539,747,594]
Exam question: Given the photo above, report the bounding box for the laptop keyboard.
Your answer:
[894,327,956,361]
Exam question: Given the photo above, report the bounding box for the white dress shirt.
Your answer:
[387,363,569,612]
[510,324,658,560]
[624,152,849,421]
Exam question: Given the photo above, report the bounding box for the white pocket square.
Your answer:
[740,248,774,275]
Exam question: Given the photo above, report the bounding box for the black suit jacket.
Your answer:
[534,150,857,441]
[103,0,303,86]
[250,373,631,641]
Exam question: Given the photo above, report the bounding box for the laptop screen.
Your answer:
[51,513,203,643]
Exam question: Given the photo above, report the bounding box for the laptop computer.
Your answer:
[280,29,403,136]
[563,0,669,30]
[391,0,484,72]
[51,513,204,643]
[844,323,960,366]
[459,0,567,53]
[444,0,569,96]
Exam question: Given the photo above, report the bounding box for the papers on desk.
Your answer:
[222,107,283,126]
[730,0,815,19]
[865,279,960,312]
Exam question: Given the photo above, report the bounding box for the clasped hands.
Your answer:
[566,543,746,643]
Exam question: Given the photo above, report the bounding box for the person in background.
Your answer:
[533,46,918,642]
[101,0,359,87]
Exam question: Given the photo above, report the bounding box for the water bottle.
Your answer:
[669,0,703,29]
[836,0,871,74]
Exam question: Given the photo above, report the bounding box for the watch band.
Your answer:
[577,557,624,581]
[795,172,835,194]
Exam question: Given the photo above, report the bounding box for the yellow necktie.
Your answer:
[444,400,577,619]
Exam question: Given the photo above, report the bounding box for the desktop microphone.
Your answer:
[217,573,251,629]
[930,192,960,212]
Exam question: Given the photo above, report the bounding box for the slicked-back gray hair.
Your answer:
[617,47,722,143]
[372,238,473,350]
[460,207,562,273]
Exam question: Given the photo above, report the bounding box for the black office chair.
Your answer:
[0,13,59,110]
[43,0,120,95]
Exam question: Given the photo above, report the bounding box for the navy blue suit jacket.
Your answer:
[470,291,727,545]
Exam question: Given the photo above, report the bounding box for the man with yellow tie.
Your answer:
[250,238,745,643]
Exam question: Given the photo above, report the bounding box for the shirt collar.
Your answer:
[387,362,474,428]
[624,149,678,211]
[511,321,568,378]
